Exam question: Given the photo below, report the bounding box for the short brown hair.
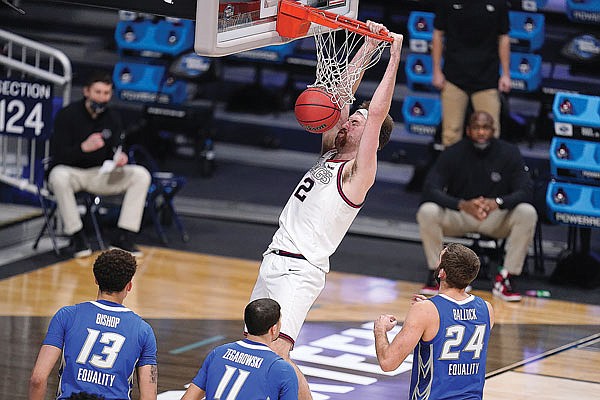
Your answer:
[93,249,137,293]
[439,243,480,289]
[358,100,394,150]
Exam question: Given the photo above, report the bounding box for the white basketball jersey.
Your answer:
[269,150,363,272]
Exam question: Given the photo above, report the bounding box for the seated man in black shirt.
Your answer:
[416,111,537,301]
[48,72,150,257]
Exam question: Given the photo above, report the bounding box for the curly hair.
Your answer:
[93,249,137,293]
[357,100,394,150]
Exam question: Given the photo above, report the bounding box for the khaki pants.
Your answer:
[48,165,151,236]
[416,202,538,276]
[441,81,501,147]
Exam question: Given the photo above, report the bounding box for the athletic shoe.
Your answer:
[420,271,439,295]
[493,273,522,302]
[110,230,143,257]
[70,230,92,258]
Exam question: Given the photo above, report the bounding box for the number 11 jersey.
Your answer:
[192,339,298,400]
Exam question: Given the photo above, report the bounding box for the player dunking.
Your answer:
[249,22,403,399]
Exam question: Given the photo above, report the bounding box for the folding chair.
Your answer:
[33,189,106,255]
[128,144,189,244]
[461,222,544,279]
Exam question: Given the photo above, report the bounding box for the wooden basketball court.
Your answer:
[1,246,599,399]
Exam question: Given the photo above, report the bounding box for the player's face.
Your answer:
[335,112,367,151]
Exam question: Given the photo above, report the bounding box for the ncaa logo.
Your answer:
[555,122,573,137]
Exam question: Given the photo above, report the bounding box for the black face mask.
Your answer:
[89,100,108,114]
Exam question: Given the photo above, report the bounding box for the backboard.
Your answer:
[195,0,359,57]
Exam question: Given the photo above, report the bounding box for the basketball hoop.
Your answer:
[277,0,393,109]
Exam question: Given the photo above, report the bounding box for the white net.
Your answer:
[311,26,389,109]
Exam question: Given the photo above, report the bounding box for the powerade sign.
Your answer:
[554,212,600,228]
[0,77,53,139]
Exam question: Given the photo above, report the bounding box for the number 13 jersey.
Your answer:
[43,299,157,400]
[269,150,363,272]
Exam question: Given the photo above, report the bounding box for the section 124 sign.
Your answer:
[0,77,53,139]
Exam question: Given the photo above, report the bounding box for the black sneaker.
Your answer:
[70,230,92,259]
[110,230,142,257]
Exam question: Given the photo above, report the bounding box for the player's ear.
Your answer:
[438,268,446,280]
[271,320,281,339]
[126,281,133,292]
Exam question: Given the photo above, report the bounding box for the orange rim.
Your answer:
[277,0,394,42]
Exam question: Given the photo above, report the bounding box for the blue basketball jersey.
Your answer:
[409,294,491,400]
[43,300,157,400]
[193,339,298,400]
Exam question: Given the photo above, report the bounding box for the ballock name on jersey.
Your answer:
[453,308,477,321]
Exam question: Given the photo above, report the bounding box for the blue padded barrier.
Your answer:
[509,11,545,52]
[546,180,600,227]
[407,11,434,54]
[553,92,600,142]
[401,96,441,136]
[114,18,194,58]
[112,62,187,105]
[405,53,435,92]
[566,0,600,25]
[550,137,600,186]
[508,52,542,92]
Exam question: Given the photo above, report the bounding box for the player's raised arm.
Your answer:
[345,33,402,196]
[321,21,389,154]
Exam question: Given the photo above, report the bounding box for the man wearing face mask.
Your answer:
[48,72,151,258]
[416,111,537,302]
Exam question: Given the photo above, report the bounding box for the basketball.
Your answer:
[294,87,341,133]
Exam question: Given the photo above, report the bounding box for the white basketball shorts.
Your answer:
[249,252,326,343]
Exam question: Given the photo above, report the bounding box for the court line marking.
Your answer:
[486,332,600,379]
[508,370,600,385]
[169,335,226,355]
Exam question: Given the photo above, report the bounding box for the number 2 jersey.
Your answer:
[269,150,363,272]
[42,300,157,400]
[410,294,491,400]
[192,338,298,399]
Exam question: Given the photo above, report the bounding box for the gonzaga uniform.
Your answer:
[250,150,363,342]
[410,294,491,400]
[192,339,298,399]
[43,300,157,400]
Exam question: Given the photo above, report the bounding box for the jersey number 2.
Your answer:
[76,328,126,369]
[213,365,250,400]
[294,177,315,202]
